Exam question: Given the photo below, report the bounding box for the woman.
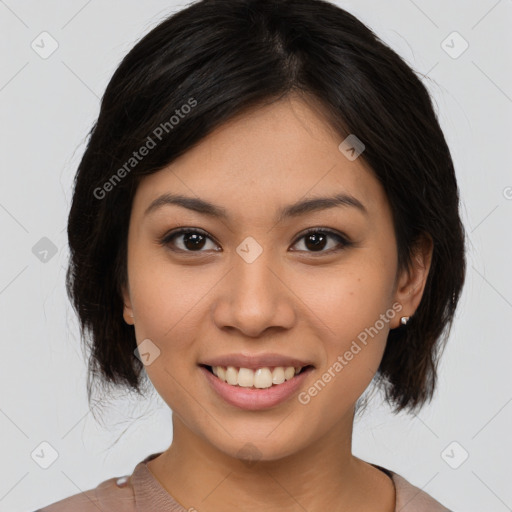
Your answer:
[36,0,465,510]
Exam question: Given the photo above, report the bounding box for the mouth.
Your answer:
[199,364,314,389]
[199,362,315,410]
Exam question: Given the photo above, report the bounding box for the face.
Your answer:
[122,94,427,462]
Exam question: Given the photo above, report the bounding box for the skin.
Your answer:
[122,93,433,512]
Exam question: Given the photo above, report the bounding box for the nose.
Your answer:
[211,246,296,338]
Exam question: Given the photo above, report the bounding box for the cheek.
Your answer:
[295,265,393,402]
[302,261,394,339]
[296,273,391,421]
[129,257,209,338]
[128,260,216,396]
[129,266,201,410]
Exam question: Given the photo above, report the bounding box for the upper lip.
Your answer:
[200,353,314,370]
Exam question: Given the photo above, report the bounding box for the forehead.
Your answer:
[131,95,388,222]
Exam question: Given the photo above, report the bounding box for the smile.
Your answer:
[199,364,315,410]
[206,365,310,388]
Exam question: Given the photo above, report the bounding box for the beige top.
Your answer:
[36,452,452,511]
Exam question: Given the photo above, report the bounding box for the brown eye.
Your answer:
[161,229,219,252]
[159,227,351,255]
[291,228,350,254]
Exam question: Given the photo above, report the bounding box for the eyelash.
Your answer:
[158,227,352,256]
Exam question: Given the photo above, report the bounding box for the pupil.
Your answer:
[305,232,326,251]
[182,232,328,251]
[184,233,206,250]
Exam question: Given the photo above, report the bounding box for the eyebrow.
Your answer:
[144,192,368,222]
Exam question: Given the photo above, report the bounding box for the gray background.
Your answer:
[1,1,511,511]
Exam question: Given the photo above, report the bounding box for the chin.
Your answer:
[210,433,308,466]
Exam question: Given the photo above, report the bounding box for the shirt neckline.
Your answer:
[131,452,399,511]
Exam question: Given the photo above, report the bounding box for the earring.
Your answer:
[400,316,410,325]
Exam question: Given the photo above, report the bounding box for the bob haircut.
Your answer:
[66,0,466,415]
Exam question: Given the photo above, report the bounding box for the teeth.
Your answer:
[211,365,303,388]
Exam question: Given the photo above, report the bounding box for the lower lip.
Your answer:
[200,365,314,411]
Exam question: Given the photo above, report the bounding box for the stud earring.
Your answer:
[400,316,410,325]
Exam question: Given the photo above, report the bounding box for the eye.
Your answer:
[290,228,351,255]
[159,227,351,255]
[160,228,220,253]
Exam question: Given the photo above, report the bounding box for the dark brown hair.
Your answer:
[66,0,466,415]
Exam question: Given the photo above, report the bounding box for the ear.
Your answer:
[121,283,135,325]
[391,233,433,329]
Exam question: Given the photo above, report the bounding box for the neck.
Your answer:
[146,408,395,512]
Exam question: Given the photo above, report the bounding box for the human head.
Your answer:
[66,0,466,427]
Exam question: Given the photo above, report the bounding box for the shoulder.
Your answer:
[34,452,163,512]
[35,474,135,512]
[389,470,453,512]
